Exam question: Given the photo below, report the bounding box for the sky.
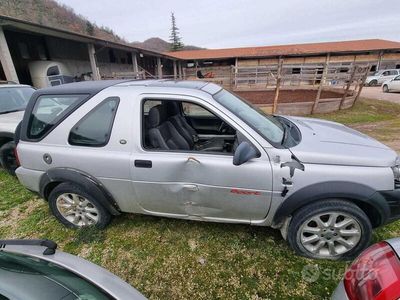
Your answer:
[57,0,400,49]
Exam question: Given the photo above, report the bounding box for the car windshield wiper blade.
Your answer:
[0,108,24,114]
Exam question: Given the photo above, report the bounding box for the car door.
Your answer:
[391,75,400,91]
[378,71,391,84]
[130,95,273,222]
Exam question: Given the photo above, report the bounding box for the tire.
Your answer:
[48,182,111,229]
[0,141,17,176]
[287,199,372,260]
[383,85,389,93]
[369,79,378,86]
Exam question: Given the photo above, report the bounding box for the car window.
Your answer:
[69,97,119,147]
[390,70,398,75]
[28,94,87,139]
[382,71,390,76]
[182,102,214,117]
[0,251,114,300]
[214,89,284,146]
[143,100,162,114]
[0,87,35,114]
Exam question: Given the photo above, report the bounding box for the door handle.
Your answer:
[183,184,199,192]
[134,160,152,168]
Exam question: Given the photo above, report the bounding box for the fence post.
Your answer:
[311,53,330,114]
[354,64,370,104]
[272,58,284,114]
[339,65,357,110]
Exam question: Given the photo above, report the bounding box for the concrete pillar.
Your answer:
[376,51,384,71]
[0,27,19,83]
[178,61,183,79]
[157,57,162,79]
[173,60,177,79]
[132,52,139,76]
[88,43,101,80]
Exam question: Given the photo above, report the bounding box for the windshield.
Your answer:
[0,86,35,114]
[0,251,113,300]
[372,70,384,76]
[213,89,284,146]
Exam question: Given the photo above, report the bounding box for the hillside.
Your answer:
[0,0,203,53]
[131,37,203,53]
[0,0,126,43]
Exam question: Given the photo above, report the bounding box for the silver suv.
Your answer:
[15,80,400,260]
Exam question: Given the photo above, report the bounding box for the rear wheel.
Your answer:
[48,182,111,229]
[287,199,372,260]
[369,79,378,86]
[383,85,389,93]
[0,141,18,176]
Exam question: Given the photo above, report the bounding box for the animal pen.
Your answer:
[183,61,370,115]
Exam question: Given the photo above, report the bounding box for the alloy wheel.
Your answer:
[299,212,362,257]
[56,193,99,227]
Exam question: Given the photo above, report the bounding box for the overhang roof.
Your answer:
[166,39,400,60]
[0,15,175,60]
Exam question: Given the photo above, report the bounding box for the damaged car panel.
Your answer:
[14,79,400,260]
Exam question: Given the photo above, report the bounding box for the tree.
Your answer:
[169,12,184,51]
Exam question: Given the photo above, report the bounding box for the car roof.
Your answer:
[33,79,222,97]
[0,84,33,89]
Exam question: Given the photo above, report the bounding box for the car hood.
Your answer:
[366,75,379,81]
[283,116,398,167]
[0,111,24,134]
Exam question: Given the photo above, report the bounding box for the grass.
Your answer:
[1,98,400,299]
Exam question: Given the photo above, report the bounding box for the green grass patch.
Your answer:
[313,98,400,125]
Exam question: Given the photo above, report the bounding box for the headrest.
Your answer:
[165,101,180,116]
[148,105,166,127]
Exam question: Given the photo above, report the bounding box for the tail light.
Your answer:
[344,241,400,300]
[13,146,20,166]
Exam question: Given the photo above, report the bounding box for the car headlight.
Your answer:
[392,156,400,181]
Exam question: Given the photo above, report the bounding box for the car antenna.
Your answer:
[0,239,58,255]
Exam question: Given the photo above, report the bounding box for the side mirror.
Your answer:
[233,141,259,166]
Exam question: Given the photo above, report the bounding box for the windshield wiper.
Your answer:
[0,108,24,114]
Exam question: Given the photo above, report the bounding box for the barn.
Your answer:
[0,15,180,86]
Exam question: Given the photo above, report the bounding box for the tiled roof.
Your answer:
[167,39,400,60]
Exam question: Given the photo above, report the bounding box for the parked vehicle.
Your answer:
[0,239,146,299]
[365,69,400,86]
[15,80,400,260]
[29,61,75,88]
[332,238,400,300]
[383,75,400,93]
[0,83,35,175]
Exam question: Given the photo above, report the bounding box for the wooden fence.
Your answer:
[183,61,370,114]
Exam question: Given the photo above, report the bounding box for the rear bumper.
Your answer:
[15,167,44,193]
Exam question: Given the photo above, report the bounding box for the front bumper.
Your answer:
[379,182,400,223]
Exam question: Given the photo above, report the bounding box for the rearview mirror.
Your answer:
[233,141,259,166]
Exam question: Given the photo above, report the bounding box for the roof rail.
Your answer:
[0,239,58,255]
[0,80,18,84]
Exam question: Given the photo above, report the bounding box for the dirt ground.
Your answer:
[235,89,344,104]
[361,86,400,104]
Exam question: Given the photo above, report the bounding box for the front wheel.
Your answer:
[48,182,111,229]
[0,141,18,176]
[383,85,389,93]
[287,199,372,260]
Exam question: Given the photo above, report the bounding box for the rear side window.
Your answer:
[28,94,87,139]
[69,97,119,147]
